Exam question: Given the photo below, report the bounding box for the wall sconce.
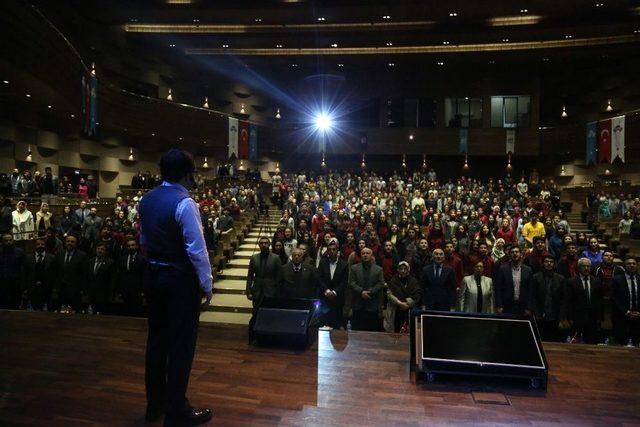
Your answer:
[463,155,469,170]
[275,108,281,119]
[275,162,280,174]
[203,157,209,168]
[167,88,173,101]
[361,154,366,169]
[203,97,209,108]
[561,105,567,118]
[422,154,427,170]
[240,104,246,114]
[401,154,407,168]
[320,153,326,168]
[128,147,134,160]
[605,99,613,112]
[26,145,33,161]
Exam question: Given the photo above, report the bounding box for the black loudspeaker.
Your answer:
[253,298,319,348]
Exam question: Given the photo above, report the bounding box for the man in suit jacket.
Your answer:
[117,238,147,316]
[318,241,349,329]
[21,238,56,310]
[81,207,103,249]
[420,248,457,311]
[74,201,90,226]
[246,237,282,307]
[279,248,317,299]
[611,257,640,346]
[0,233,25,309]
[531,255,567,342]
[87,241,115,314]
[53,234,88,313]
[348,247,385,331]
[458,261,494,314]
[494,246,533,316]
[566,257,603,344]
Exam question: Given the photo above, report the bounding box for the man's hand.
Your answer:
[201,290,213,310]
[398,302,409,311]
[361,290,371,300]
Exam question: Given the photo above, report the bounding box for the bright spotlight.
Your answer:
[315,113,332,132]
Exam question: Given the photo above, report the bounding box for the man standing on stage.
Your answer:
[139,149,212,426]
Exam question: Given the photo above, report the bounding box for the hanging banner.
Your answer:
[611,115,625,163]
[458,128,468,154]
[238,121,249,159]
[228,117,238,159]
[249,124,258,160]
[597,118,612,163]
[506,129,515,154]
[585,121,597,165]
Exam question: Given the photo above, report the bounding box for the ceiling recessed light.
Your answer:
[388,62,395,67]
[437,61,444,66]
[222,44,229,48]
[634,29,640,33]
[382,15,391,20]
[520,8,528,13]
[386,42,393,46]
[464,97,469,100]
[255,18,262,22]
[543,58,550,62]
[192,18,200,23]
[595,3,604,7]
[26,93,31,98]
[179,137,183,141]
[330,43,338,47]
[169,43,176,47]
[337,63,344,67]
[2,80,8,84]
[276,44,283,48]
[449,12,458,17]
[70,114,75,118]
[502,38,510,42]
[291,63,298,67]
[565,35,573,39]
[151,133,155,136]
[317,17,325,21]
[442,41,450,45]
[409,134,414,140]
[47,105,52,109]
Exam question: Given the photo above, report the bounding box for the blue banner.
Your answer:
[586,121,597,165]
[459,128,468,154]
[249,124,258,160]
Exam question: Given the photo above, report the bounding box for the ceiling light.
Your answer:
[464,97,469,100]
[449,12,458,17]
[437,61,444,66]
[502,38,510,42]
[382,15,391,20]
[634,29,640,33]
[169,43,176,47]
[291,63,298,67]
[26,93,31,98]
[255,18,262,22]
[606,99,613,111]
[275,108,281,119]
[337,63,344,67]
[276,44,283,48]
[151,133,155,136]
[543,58,550,62]
[192,18,200,23]
[409,134,414,140]
[388,62,395,67]
[179,137,183,141]
[315,112,332,132]
[129,18,138,23]
[203,96,209,108]
[240,104,246,114]
[564,35,573,39]
[488,60,495,64]
[595,3,604,7]
[70,114,75,118]
[222,44,229,48]
[386,42,393,46]
[167,88,173,101]
[203,157,209,168]
[3,80,9,84]
[47,105,52,109]
[442,41,450,45]
[330,43,338,47]
[520,9,528,13]
[489,15,542,26]
[317,17,325,21]
[129,147,134,161]
[561,105,568,118]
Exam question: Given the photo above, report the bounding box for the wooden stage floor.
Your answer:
[1,311,639,426]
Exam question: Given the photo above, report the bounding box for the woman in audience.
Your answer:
[384,261,420,333]
[77,177,89,201]
[491,238,506,263]
[619,212,633,236]
[56,205,78,237]
[34,202,53,237]
[11,200,35,240]
[458,261,494,314]
[272,240,289,265]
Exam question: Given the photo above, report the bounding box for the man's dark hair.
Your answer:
[543,254,555,262]
[533,236,545,244]
[160,149,195,182]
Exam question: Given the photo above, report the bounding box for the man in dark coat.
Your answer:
[0,233,25,308]
[280,248,317,299]
[611,257,640,346]
[21,237,56,310]
[87,241,115,314]
[348,247,385,331]
[530,255,567,341]
[494,246,533,316]
[53,234,88,313]
[117,238,147,316]
[566,257,603,344]
[420,248,457,311]
[246,237,282,306]
[318,240,349,329]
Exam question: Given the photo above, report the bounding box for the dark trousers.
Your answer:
[537,319,561,342]
[351,307,380,332]
[144,264,200,417]
[613,314,640,345]
[572,319,600,344]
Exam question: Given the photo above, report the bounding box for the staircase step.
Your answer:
[214,279,246,294]
[219,268,249,280]
[210,293,253,310]
[234,250,257,258]
[200,311,251,325]
[239,243,260,250]
[228,258,251,267]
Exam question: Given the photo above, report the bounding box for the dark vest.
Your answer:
[139,184,192,272]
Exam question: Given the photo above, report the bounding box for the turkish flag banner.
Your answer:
[238,121,250,159]
[597,119,612,164]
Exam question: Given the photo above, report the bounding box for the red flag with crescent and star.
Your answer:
[238,120,249,159]
[597,119,611,164]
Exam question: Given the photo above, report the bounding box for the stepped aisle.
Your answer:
[200,207,281,325]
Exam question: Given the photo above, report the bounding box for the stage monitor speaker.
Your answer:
[410,310,548,390]
[253,298,318,348]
